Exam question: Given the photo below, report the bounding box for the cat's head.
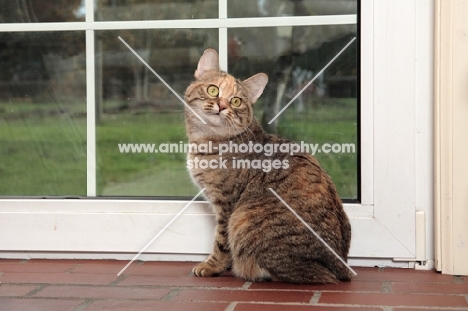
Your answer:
[184,49,268,141]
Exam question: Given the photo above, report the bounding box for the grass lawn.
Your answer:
[0,115,87,196]
[96,111,198,197]
[273,98,358,199]
[0,98,357,199]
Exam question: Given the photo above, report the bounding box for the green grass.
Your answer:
[0,116,87,196]
[273,98,358,199]
[0,98,358,199]
[96,111,198,196]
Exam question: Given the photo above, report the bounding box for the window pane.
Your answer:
[0,0,85,23]
[229,0,357,18]
[96,0,217,21]
[96,29,218,196]
[0,32,86,196]
[228,25,358,200]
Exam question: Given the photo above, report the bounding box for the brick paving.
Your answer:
[0,260,467,310]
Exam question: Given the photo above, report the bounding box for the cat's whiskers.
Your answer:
[223,114,244,140]
[223,115,239,140]
[231,116,257,143]
[243,124,257,142]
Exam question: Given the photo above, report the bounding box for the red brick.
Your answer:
[235,304,382,311]
[32,285,171,300]
[0,285,38,297]
[86,300,230,311]
[383,268,455,281]
[71,260,193,277]
[119,275,245,288]
[392,281,468,294]
[0,298,84,311]
[174,289,314,303]
[133,261,195,276]
[57,260,123,275]
[0,260,26,264]
[1,272,118,285]
[319,292,468,308]
[0,260,78,273]
[249,280,382,292]
[26,259,88,265]
[352,267,454,283]
[1,260,465,311]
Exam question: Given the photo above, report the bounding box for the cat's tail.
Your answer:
[322,252,354,283]
[268,260,344,284]
[330,261,354,282]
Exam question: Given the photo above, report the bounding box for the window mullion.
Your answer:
[85,0,94,22]
[85,0,96,196]
[86,29,97,197]
[218,0,228,71]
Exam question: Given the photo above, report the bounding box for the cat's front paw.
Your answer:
[192,261,226,277]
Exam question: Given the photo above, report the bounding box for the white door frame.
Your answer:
[434,0,468,276]
[0,0,433,268]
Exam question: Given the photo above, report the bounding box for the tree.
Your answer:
[0,0,82,23]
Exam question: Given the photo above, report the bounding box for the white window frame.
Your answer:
[434,0,468,275]
[0,0,433,268]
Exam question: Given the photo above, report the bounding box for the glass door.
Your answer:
[0,0,432,267]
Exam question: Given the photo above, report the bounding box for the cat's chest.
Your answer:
[187,152,233,181]
[187,151,253,194]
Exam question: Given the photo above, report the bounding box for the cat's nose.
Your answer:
[218,98,229,112]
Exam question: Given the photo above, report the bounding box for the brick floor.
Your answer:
[0,260,467,311]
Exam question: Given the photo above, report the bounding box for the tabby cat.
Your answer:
[184,49,352,284]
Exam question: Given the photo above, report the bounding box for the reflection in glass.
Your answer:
[0,0,84,23]
[96,29,217,197]
[228,25,358,200]
[96,0,217,21]
[0,32,86,196]
[229,0,357,18]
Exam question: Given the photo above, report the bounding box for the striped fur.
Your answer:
[184,49,352,284]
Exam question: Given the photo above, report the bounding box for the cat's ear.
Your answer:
[195,49,220,79]
[243,73,268,104]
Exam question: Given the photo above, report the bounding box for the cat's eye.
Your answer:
[207,85,219,97]
[230,97,242,107]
